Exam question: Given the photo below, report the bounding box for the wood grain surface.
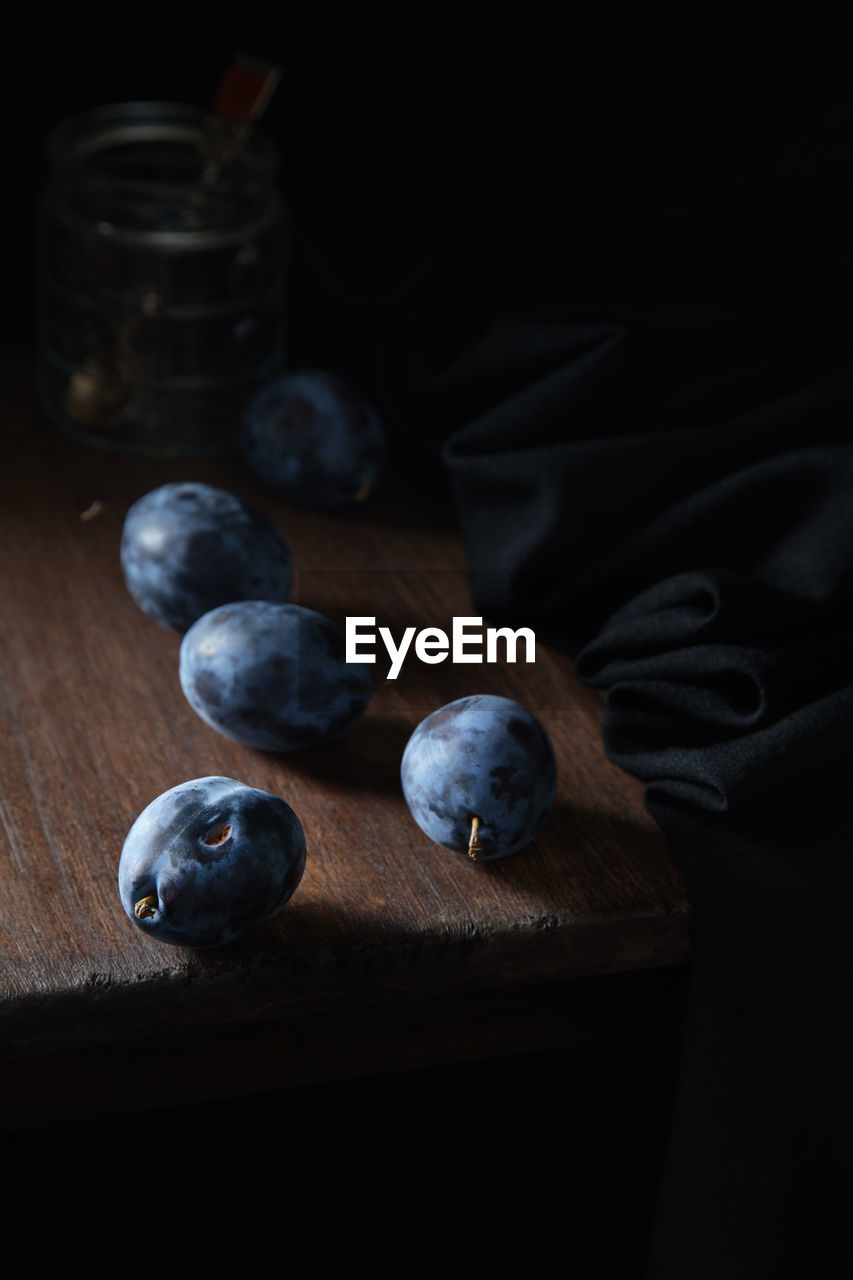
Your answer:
[0,352,688,1116]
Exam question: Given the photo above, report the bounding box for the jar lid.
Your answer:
[46,101,281,245]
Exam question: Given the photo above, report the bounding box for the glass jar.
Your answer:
[37,101,287,456]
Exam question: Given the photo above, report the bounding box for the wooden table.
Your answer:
[0,351,688,1130]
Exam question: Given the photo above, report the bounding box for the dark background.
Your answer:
[3,10,852,1273]
[5,10,849,448]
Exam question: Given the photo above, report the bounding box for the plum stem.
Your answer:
[203,823,232,847]
[468,816,483,861]
[134,893,158,920]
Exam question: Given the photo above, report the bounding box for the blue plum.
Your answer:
[400,694,556,861]
[180,600,374,751]
[118,776,306,948]
[120,481,292,631]
[240,369,386,508]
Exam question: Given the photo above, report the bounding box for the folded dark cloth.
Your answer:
[444,364,853,1274]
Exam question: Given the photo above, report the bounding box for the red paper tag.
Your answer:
[214,53,281,122]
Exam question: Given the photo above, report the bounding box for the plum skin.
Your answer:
[180,600,375,751]
[120,481,292,632]
[240,369,386,508]
[400,694,557,861]
[118,776,307,948]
